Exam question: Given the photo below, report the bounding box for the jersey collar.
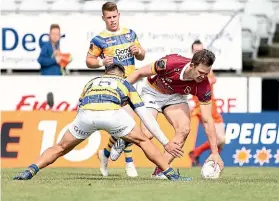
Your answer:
[105,27,123,35]
[179,62,191,81]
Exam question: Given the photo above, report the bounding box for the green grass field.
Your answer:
[1,167,279,201]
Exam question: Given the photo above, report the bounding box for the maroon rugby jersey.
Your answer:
[147,54,212,103]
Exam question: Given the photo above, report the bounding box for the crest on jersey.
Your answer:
[155,59,167,72]
[125,33,132,41]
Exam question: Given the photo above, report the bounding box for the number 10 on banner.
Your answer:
[38,120,102,162]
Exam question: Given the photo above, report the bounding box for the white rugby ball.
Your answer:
[201,160,221,179]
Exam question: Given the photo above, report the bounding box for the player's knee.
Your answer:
[135,135,150,148]
[173,126,190,146]
[174,126,190,140]
[217,134,226,146]
[53,144,66,157]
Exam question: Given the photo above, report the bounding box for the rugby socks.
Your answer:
[162,167,176,177]
[103,136,117,158]
[28,164,39,176]
[193,141,211,157]
[124,144,133,163]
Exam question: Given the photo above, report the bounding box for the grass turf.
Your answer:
[1,167,279,201]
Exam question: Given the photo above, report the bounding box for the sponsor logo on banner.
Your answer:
[1,111,199,168]
[0,76,252,112]
[195,113,279,167]
[1,13,242,70]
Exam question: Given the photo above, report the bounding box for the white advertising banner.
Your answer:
[0,76,259,113]
[1,13,242,71]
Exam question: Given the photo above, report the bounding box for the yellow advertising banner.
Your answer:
[1,111,199,168]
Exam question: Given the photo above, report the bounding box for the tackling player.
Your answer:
[111,49,224,179]
[13,64,190,181]
[188,40,225,166]
[85,2,146,177]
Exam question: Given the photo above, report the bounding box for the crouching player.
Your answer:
[13,64,190,181]
[110,49,224,179]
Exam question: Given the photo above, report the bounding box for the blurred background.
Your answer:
[1,0,279,168]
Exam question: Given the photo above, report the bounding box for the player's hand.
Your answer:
[164,141,184,158]
[130,45,141,56]
[53,50,61,56]
[102,56,114,66]
[55,56,61,64]
[206,153,224,171]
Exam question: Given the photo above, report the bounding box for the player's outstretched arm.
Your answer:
[134,106,183,158]
[200,103,224,169]
[127,64,153,84]
[200,103,218,153]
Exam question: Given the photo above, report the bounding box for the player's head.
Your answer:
[102,2,120,32]
[49,24,61,44]
[189,49,215,83]
[191,40,204,54]
[105,63,125,77]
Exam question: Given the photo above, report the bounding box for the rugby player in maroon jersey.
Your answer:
[110,49,224,179]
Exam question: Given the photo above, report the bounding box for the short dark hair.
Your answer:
[191,40,203,50]
[191,49,215,67]
[50,24,60,31]
[102,2,118,15]
[105,63,125,75]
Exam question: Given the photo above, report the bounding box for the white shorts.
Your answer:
[68,109,136,139]
[141,81,188,112]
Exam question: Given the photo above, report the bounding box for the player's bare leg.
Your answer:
[14,130,83,180]
[149,103,190,179]
[162,103,191,163]
[140,104,190,179]
[122,125,191,181]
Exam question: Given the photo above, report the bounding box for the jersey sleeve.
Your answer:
[150,58,168,75]
[150,54,185,75]
[196,78,212,105]
[130,29,142,48]
[88,36,103,57]
[123,81,144,110]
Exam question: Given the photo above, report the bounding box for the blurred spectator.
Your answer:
[37,24,63,76]
[191,40,204,54]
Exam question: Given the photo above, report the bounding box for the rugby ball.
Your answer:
[201,160,221,179]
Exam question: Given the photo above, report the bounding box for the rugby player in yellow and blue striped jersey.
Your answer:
[85,1,146,177]
[13,64,191,182]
